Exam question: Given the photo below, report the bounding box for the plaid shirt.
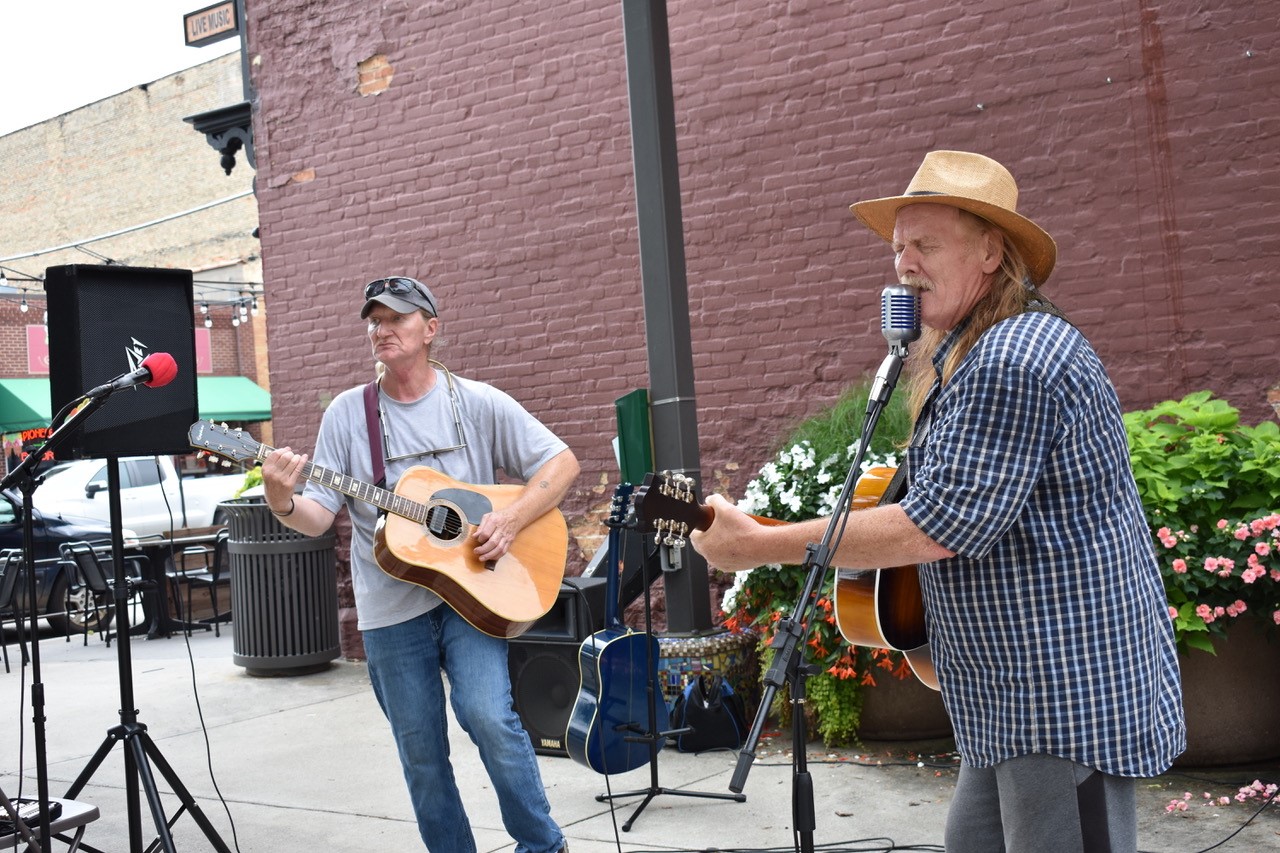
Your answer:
[899,311,1185,777]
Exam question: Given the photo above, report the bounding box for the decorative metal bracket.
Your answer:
[184,101,254,175]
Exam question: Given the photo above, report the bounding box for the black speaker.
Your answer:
[508,576,607,755]
[45,265,198,459]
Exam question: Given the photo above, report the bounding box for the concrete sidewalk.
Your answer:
[3,626,1276,852]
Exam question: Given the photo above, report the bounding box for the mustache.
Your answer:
[899,275,930,292]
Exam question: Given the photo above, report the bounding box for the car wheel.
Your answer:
[46,569,115,635]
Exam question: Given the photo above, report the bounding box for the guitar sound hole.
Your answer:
[425,503,465,542]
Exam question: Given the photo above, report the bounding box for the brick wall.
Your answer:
[244,0,1279,560]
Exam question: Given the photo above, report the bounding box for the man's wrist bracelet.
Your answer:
[270,498,295,518]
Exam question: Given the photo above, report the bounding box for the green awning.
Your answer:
[0,376,271,434]
[195,376,272,422]
[0,378,57,433]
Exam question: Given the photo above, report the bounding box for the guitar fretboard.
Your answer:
[254,442,431,524]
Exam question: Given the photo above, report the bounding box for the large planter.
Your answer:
[1175,621,1280,767]
[857,671,952,741]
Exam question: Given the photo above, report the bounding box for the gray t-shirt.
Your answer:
[302,367,568,630]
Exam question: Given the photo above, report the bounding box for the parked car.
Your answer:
[0,487,139,634]
[30,455,243,537]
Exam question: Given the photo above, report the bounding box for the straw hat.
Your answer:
[850,150,1057,284]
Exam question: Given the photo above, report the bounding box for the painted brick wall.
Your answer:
[244,0,1279,553]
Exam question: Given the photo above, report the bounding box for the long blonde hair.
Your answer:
[904,210,1046,421]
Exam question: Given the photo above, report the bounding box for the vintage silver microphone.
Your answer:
[880,283,921,355]
[868,284,920,408]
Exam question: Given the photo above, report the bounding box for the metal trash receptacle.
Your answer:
[219,499,340,676]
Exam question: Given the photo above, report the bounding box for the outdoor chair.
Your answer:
[171,528,231,637]
[0,549,25,673]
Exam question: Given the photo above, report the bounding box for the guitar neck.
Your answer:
[254,442,429,524]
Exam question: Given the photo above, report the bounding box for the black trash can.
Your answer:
[219,498,340,676]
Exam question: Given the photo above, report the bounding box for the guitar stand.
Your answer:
[594,534,745,831]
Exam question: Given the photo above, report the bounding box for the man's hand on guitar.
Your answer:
[261,447,307,509]
[689,494,770,573]
[473,508,521,564]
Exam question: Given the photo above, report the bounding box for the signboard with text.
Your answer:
[184,1,239,48]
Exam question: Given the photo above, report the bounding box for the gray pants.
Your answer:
[946,754,1137,853]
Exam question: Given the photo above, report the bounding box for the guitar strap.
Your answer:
[363,380,386,491]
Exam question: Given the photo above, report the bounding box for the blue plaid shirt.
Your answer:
[899,311,1185,777]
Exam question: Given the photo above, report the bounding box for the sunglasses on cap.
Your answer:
[363,277,438,316]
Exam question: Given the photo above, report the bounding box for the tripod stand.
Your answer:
[61,457,232,853]
[595,523,745,830]
[0,393,112,851]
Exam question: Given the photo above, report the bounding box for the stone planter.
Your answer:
[1175,621,1280,767]
[857,670,952,741]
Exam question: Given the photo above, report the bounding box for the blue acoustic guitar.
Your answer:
[564,484,670,773]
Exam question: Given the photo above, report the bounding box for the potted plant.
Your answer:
[1123,391,1280,765]
[718,381,949,746]
[1123,391,1280,652]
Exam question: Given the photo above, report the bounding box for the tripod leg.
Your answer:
[126,731,177,853]
[138,731,233,853]
[64,728,123,800]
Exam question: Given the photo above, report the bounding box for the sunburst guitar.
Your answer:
[188,420,567,639]
[630,468,938,690]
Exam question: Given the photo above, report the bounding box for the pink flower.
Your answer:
[1273,610,1280,626]
[1172,558,1188,574]
[1256,542,1271,556]
[1233,526,1250,541]
[1241,567,1264,584]
[1157,527,1171,539]
[1226,601,1247,618]
[1216,519,1230,530]
[1161,536,1178,548]
[1196,604,1216,623]
[1167,606,1178,619]
[1203,557,1220,572]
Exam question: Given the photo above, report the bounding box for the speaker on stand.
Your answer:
[508,576,606,756]
[45,264,198,459]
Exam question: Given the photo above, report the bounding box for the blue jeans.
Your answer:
[363,607,564,853]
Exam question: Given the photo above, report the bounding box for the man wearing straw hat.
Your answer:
[692,151,1184,852]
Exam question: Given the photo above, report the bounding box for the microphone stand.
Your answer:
[0,393,108,852]
[728,340,910,853]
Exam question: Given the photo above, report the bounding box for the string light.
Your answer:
[19,291,28,313]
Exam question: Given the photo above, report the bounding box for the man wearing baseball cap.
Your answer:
[692,152,1184,852]
[262,275,578,853]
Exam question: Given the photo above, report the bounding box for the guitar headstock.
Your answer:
[188,420,263,468]
[606,482,635,529]
[630,471,710,550]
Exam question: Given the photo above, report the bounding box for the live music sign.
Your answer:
[184,1,239,48]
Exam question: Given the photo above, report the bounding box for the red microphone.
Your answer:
[140,352,178,388]
[86,352,178,398]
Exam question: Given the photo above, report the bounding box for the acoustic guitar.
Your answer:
[564,484,670,773]
[630,469,938,690]
[187,420,567,639]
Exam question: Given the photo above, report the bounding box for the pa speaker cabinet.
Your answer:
[508,577,607,756]
[45,265,198,459]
